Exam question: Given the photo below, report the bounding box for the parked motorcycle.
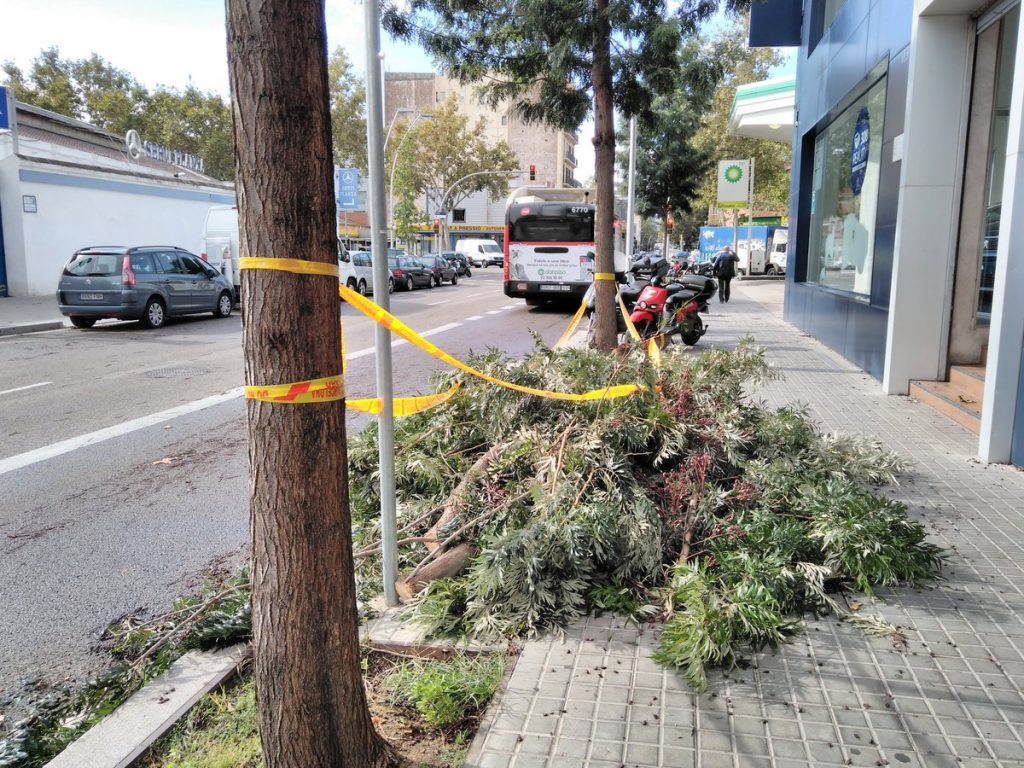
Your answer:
[685,260,716,278]
[582,254,715,347]
[629,272,716,345]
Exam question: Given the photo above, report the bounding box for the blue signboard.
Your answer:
[0,86,9,130]
[850,108,870,196]
[335,167,359,210]
[698,226,771,262]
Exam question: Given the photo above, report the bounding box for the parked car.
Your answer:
[387,255,434,291]
[455,238,503,267]
[339,249,393,295]
[441,251,472,277]
[421,255,458,286]
[57,246,234,329]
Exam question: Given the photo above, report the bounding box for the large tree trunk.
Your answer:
[226,2,396,766]
[590,0,617,350]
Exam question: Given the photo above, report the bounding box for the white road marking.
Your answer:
[465,315,483,321]
[0,381,52,397]
[0,387,246,476]
[1,319,472,475]
[428,300,451,306]
[485,310,503,315]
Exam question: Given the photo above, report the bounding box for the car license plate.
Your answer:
[80,293,103,300]
[540,285,569,292]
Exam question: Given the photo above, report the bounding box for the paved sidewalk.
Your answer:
[467,281,1024,768]
[0,295,67,335]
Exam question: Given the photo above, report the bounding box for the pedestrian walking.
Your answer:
[713,246,740,303]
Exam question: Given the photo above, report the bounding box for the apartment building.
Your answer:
[384,72,579,248]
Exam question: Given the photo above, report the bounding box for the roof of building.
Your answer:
[9,101,230,187]
[728,75,796,143]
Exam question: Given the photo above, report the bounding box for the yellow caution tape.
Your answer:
[348,383,463,415]
[552,295,589,350]
[238,256,345,402]
[239,256,339,278]
[616,290,642,342]
[340,284,640,402]
[246,375,345,404]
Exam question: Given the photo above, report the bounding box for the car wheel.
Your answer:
[357,279,368,296]
[405,276,414,292]
[428,276,436,288]
[347,278,357,292]
[213,291,233,318]
[451,273,458,285]
[465,268,472,277]
[70,317,96,329]
[140,297,166,329]
[389,277,395,294]
[766,265,778,276]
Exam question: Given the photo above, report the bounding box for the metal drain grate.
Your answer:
[144,367,209,379]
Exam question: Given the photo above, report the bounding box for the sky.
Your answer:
[0,0,795,182]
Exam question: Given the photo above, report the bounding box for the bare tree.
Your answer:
[226,1,397,765]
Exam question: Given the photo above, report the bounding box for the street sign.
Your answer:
[716,159,750,209]
[0,86,10,130]
[335,167,360,210]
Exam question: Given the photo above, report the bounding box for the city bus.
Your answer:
[503,187,627,305]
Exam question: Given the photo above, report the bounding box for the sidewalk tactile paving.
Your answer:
[465,284,1024,767]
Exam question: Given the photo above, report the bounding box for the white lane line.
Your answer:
[0,381,52,397]
[465,315,483,321]
[502,304,519,310]
[0,387,245,476]
[345,322,462,360]
[485,310,503,315]
[428,300,451,306]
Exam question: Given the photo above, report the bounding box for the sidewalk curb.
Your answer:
[44,644,249,768]
[0,321,65,336]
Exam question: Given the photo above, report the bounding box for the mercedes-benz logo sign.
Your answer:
[125,129,143,160]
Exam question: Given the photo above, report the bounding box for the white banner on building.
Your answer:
[716,159,751,209]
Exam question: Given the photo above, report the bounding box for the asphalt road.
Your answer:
[0,269,578,701]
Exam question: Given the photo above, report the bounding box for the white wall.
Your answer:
[9,163,234,296]
[883,13,973,394]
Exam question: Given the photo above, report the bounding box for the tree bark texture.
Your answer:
[226,1,395,766]
[590,0,618,350]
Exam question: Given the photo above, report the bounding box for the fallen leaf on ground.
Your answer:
[850,601,863,611]
[152,457,178,465]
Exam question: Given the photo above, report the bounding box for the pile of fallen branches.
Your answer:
[349,338,943,689]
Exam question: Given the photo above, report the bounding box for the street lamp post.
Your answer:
[435,169,524,253]
[388,113,432,248]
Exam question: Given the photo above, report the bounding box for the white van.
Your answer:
[201,206,239,302]
[338,249,380,295]
[455,238,503,268]
[768,228,788,275]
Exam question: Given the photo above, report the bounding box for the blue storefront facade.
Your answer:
[753,0,1024,466]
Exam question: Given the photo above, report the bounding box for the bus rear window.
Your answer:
[510,218,594,243]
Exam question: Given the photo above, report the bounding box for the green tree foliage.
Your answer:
[383,0,753,348]
[2,47,235,180]
[693,15,792,212]
[389,98,519,238]
[328,46,367,171]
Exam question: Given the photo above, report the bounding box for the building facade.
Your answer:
[753,0,1024,466]
[384,72,579,249]
[0,91,235,297]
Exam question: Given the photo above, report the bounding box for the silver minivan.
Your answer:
[57,246,234,329]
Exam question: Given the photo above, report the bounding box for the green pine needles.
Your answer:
[349,338,944,690]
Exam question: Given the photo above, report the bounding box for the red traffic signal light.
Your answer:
[529,164,536,181]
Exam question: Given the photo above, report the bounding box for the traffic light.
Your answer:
[666,214,675,231]
[529,164,536,181]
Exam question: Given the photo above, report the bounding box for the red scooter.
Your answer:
[629,273,717,346]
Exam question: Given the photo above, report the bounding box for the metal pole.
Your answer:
[389,113,429,247]
[747,156,754,277]
[365,0,398,606]
[626,116,637,260]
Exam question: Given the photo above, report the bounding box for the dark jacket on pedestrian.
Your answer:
[714,248,739,279]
